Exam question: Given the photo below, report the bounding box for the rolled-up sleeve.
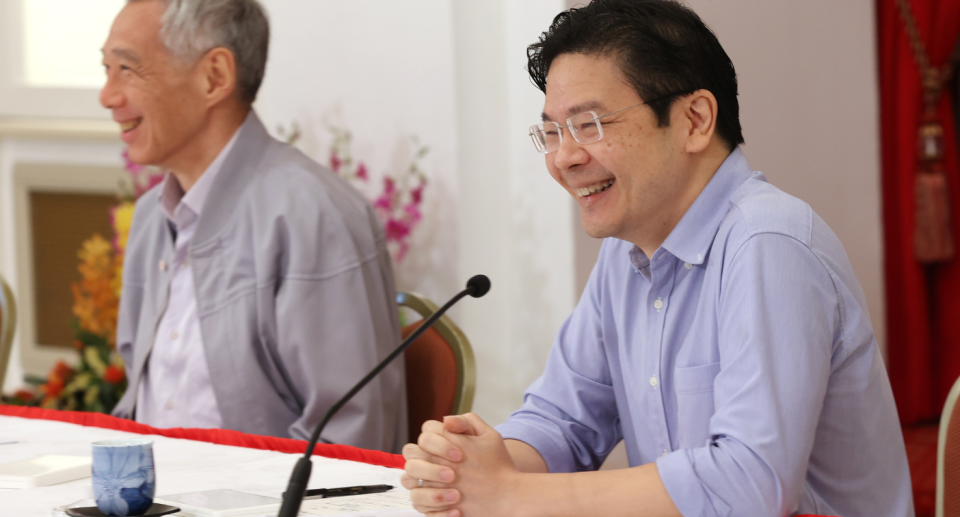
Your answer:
[657,232,837,517]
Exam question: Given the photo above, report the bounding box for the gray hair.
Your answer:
[129,0,269,103]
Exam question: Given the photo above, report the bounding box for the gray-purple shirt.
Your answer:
[497,148,913,517]
[135,128,239,429]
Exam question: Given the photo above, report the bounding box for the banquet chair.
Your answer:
[0,275,17,390]
[397,291,475,442]
[938,375,960,516]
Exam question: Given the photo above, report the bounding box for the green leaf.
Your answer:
[84,385,101,407]
[84,347,107,376]
[73,372,93,389]
[24,374,46,387]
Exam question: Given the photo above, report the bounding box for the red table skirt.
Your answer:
[0,405,404,470]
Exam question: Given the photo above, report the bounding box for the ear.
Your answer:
[677,89,718,154]
[199,47,239,106]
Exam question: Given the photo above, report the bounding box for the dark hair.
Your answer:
[527,0,744,148]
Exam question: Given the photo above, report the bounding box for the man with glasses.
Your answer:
[402,0,912,516]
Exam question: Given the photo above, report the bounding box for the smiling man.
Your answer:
[402,0,913,515]
[102,0,406,452]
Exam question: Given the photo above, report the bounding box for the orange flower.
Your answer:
[52,360,75,381]
[42,377,65,399]
[103,365,125,385]
[71,234,120,345]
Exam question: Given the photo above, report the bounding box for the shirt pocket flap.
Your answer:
[674,362,721,394]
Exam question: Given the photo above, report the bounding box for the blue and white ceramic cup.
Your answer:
[91,439,156,516]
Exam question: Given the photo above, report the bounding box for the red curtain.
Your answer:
[879,0,960,425]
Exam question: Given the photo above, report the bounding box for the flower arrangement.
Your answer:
[2,152,163,412]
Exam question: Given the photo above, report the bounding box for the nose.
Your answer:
[552,127,589,171]
[99,74,124,110]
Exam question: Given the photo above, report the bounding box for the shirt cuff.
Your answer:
[496,420,576,474]
[656,450,728,517]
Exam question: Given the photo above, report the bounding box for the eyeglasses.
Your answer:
[528,91,692,154]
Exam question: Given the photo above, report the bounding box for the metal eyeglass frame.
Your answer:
[528,91,694,154]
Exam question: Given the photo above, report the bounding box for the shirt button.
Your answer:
[165,400,175,410]
[649,376,658,387]
[170,331,179,340]
[662,449,669,456]
[653,298,663,310]
[684,262,692,270]
[158,260,168,272]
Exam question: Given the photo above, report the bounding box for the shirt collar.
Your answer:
[658,146,755,266]
[158,125,243,224]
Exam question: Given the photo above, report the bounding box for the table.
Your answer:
[0,408,420,516]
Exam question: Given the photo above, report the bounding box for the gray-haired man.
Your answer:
[102,0,406,452]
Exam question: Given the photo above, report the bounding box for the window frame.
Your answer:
[0,0,111,120]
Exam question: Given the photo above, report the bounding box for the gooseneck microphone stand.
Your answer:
[277,275,491,517]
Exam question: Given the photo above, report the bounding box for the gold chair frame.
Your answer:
[0,276,17,390]
[938,375,960,516]
[397,291,476,415]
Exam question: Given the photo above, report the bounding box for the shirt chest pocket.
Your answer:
[674,362,721,449]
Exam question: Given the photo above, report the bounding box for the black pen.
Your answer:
[283,484,393,501]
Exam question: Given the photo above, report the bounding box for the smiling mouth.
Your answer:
[119,118,142,132]
[576,179,614,198]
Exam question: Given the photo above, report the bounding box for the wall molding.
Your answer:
[0,118,118,142]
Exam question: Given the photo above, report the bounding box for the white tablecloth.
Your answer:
[0,415,419,517]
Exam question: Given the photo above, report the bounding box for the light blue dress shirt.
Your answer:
[497,148,913,517]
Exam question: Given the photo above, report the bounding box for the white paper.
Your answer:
[155,488,281,516]
[0,455,91,488]
[299,489,421,516]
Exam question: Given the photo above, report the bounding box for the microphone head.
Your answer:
[466,275,491,298]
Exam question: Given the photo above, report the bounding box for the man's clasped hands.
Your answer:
[401,414,536,517]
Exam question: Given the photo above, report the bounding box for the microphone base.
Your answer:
[277,456,312,517]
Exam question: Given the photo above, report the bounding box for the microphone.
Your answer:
[277,275,491,517]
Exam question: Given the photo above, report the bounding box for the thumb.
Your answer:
[443,414,480,436]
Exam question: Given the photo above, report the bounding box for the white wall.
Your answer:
[256,0,461,303]
[452,0,573,424]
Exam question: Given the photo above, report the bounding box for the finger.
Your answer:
[461,412,499,437]
[418,428,463,462]
[442,414,478,436]
[402,442,430,460]
[400,473,418,490]
[409,487,460,511]
[399,473,449,490]
[422,419,445,434]
[405,458,457,484]
[403,443,459,474]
